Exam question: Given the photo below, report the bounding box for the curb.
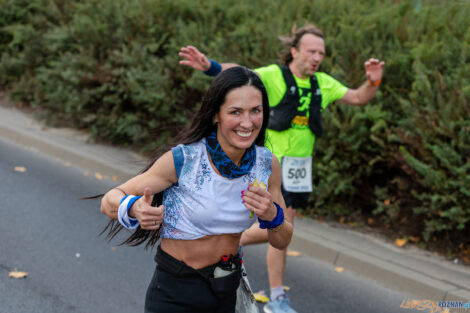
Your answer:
[0,106,145,182]
[291,220,470,304]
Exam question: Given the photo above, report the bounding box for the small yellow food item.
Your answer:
[254,292,269,303]
[250,179,267,218]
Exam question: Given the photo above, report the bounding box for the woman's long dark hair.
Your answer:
[102,66,270,248]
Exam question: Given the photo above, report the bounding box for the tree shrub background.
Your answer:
[0,0,468,257]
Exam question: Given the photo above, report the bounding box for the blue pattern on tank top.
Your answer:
[161,139,272,240]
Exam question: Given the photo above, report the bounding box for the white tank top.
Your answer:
[161,138,272,240]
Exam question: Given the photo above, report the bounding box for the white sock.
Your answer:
[270,286,285,301]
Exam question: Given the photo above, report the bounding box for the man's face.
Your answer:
[291,33,325,78]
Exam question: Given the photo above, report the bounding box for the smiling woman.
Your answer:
[99,66,293,313]
[213,85,264,160]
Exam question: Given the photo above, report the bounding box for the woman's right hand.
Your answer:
[129,187,164,230]
[178,45,211,72]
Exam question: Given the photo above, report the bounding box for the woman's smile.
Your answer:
[213,85,264,156]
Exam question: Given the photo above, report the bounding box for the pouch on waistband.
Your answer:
[208,252,242,298]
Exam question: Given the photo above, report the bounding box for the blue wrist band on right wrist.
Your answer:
[203,59,222,77]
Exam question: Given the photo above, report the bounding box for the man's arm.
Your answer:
[338,58,385,106]
[179,45,239,73]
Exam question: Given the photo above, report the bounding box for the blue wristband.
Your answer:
[127,196,142,213]
[258,202,284,229]
[118,195,142,229]
[203,59,222,77]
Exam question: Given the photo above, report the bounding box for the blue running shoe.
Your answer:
[263,295,298,313]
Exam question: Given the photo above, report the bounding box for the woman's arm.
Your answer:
[242,155,293,249]
[100,150,178,229]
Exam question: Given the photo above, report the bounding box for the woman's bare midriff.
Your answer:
[160,233,242,269]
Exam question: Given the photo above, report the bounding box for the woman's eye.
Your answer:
[253,108,261,113]
[230,111,240,115]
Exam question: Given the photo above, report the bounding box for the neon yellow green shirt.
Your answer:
[255,64,348,160]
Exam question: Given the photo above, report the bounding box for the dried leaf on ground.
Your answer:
[408,236,420,243]
[94,173,103,180]
[461,249,470,256]
[14,166,26,172]
[287,250,301,257]
[64,162,71,167]
[334,267,344,273]
[112,176,118,181]
[253,292,269,303]
[283,286,290,291]
[395,238,407,247]
[9,270,28,279]
[83,172,89,176]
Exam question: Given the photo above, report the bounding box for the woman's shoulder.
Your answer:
[173,138,205,154]
[255,145,273,158]
[254,145,273,172]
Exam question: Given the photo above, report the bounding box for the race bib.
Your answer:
[281,156,313,192]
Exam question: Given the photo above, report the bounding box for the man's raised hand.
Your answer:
[364,58,385,84]
[179,45,211,72]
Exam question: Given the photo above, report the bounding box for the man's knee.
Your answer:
[240,226,268,246]
[285,206,296,224]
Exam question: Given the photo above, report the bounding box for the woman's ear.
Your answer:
[213,113,219,125]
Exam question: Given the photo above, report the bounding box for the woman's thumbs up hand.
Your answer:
[130,187,164,230]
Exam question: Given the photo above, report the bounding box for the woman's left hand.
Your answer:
[242,183,277,221]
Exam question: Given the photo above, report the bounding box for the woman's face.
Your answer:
[213,85,263,155]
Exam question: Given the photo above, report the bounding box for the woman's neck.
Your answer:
[223,146,245,166]
[215,133,246,166]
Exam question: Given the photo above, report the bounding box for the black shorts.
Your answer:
[281,184,310,209]
[145,247,237,313]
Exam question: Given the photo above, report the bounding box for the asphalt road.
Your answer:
[0,138,417,313]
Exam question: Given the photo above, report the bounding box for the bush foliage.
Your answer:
[0,0,468,254]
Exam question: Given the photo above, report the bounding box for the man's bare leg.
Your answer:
[266,206,295,291]
[240,205,296,247]
[240,223,268,245]
[241,207,297,301]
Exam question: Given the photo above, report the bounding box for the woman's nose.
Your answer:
[240,114,253,128]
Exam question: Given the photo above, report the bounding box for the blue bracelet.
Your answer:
[258,202,284,229]
[118,195,142,229]
[203,59,222,77]
[127,196,142,213]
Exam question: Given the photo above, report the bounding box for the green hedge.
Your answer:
[1,0,469,255]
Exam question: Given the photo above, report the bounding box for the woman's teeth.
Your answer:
[236,131,252,137]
